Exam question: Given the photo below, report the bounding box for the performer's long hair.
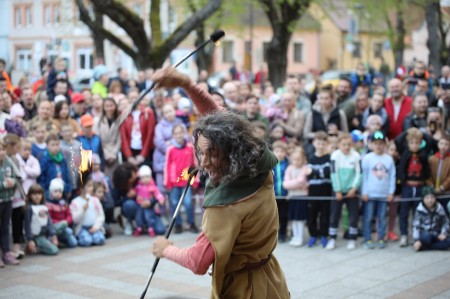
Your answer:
[193,111,266,184]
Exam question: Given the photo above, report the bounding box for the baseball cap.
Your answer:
[80,114,94,127]
[369,130,386,141]
[350,130,364,142]
[72,93,85,104]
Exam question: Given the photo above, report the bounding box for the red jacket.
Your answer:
[47,200,73,225]
[385,96,412,140]
[120,107,156,159]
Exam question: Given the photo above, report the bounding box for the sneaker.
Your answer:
[13,250,25,260]
[148,227,156,237]
[289,238,303,247]
[388,231,399,241]
[364,240,375,249]
[133,227,142,237]
[320,236,328,248]
[377,240,386,249]
[326,238,336,250]
[307,237,317,248]
[347,240,356,250]
[399,235,408,247]
[3,252,20,265]
[124,221,133,236]
[174,224,183,234]
[189,224,199,233]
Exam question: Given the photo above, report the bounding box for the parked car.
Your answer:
[305,70,352,93]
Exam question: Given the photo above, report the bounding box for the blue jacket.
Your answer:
[37,150,72,197]
[350,72,372,95]
[273,158,289,197]
[77,134,104,166]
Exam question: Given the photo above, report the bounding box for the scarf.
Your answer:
[203,146,278,208]
[48,151,63,164]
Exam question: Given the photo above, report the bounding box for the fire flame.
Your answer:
[79,147,92,185]
[176,167,195,185]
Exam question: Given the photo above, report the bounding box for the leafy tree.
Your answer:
[257,0,312,89]
[75,0,222,70]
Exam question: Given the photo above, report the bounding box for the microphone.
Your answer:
[119,30,226,125]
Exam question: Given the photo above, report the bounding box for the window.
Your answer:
[374,42,383,58]
[54,5,60,24]
[25,6,32,26]
[263,42,270,62]
[16,48,32,72]
[15,7,22,28]
[44,5,52,25]
[43,3,61,26]
[222,41,234,63]
[352,41,361,58]
[77,48,94,71]
[293,42,303,63]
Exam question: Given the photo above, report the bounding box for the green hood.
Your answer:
[203,146,277,208]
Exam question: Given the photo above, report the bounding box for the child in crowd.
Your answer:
[0,139,20,266]
[5,103,26,137]
[24,184,59,255]
[46,178,77,248]
[328,133,362,250]
[16,138,41,194]
[387,141,401,241]
[272,141,289,243]
[38,134,72,199]
[362,92,389,135]
[398,128,430,247]
[60,123,82,196]
[4,134,26,258]
[283,147,309,247]
[427,135,450,215]
[363,115,383,153]
[350,130,365,154]
[412,192,450,251]
[77,114,104,166]
[70,177,105,247]
[307,131,332,248]
[361,131,396,249]
[30,122,47,161]
[93,182,114,238]
[269,124,287,144]
[91,154,109,191]
[133,165,166,237]
[164,124,198,234]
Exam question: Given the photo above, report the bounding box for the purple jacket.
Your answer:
[152,118,183,172]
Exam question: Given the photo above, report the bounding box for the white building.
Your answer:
[2,0,187,86]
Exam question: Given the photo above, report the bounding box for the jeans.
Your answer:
[77,226,105,247]
[399,185,422,236]
[122,199,139,223]
[329,196,359,240]
[0,201,12,252]
[417,231,450,250]
[135,207,166,235]
[34,235,59,255]
[54,222,77,248]
[363,198,388,241]
[169,187,194,226]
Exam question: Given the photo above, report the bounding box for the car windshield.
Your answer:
[321,71,340,81]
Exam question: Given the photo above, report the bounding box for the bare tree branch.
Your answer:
[150,0,162,47]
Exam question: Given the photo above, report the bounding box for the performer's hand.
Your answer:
[152,237,173,258]
[152,67,192,90]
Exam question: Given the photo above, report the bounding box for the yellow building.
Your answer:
[309,1,395,71]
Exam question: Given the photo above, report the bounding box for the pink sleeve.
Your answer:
[162,232,215,275]
[185,83,220,116]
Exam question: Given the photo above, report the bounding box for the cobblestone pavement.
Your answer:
[1,225,449,299]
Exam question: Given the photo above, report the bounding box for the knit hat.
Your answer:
[138,165,152,178]
[49,178,64,193]
[92,153,101,165]
[9,103,25,118]
[54,95,67,104]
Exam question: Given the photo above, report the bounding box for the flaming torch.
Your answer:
[78,147,92,185]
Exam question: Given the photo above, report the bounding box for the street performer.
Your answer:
[151,67,290,299]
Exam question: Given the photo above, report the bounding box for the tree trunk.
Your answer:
[394,10,405,69]
[194,25,214,74]
[426,1,441,77]
[267,31,291,90]
[92,9,105,62]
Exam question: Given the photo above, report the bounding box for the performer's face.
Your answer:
[197,135,220,183]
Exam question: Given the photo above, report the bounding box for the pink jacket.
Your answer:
[164,143,198,189]
[283,164,309,198]
[134,178,164,205]
[15,153,41,194]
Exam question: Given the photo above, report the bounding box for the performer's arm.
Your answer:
[184,82,220,115]
[162,232,215,275]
